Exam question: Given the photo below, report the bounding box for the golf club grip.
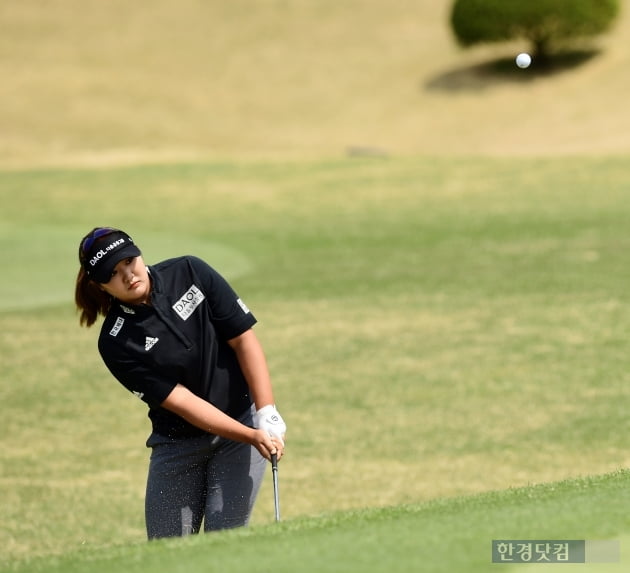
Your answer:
[271,452,278,470]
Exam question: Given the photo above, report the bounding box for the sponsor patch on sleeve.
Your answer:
[109,317,125,337]
[237,298,250,314]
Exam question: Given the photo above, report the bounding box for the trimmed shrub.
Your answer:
[450,0,620,59]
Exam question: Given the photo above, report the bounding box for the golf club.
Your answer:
[271,452,280,522]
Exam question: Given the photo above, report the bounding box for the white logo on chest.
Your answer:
[172,284,206,321]
[145,337,159,351]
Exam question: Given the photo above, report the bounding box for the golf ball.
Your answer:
[516,53,531,69]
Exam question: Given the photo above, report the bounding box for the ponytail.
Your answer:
[75,266,113,327]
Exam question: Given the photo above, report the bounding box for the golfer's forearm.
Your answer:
[228,329,275,409]
[161,383,256,443]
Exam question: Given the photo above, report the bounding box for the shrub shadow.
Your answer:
[425,49,599,92]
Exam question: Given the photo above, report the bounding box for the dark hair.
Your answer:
[75,266,113,327]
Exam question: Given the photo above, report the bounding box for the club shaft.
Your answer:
[271,453,280,522]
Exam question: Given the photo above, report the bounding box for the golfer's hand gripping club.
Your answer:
[254,404,287,446]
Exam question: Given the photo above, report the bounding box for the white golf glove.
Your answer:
[254,405,286,445]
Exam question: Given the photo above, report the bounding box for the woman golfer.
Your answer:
[75,227,286,538]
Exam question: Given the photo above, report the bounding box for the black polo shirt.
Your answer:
[98,255,257,439]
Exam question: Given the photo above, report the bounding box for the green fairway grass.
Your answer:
[2,157,630,569]
[8,470,630,573]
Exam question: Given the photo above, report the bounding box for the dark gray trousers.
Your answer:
[145,407,266,539]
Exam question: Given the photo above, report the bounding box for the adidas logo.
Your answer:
[145,336,159,351]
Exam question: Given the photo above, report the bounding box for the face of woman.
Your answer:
[99,256,151,305]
